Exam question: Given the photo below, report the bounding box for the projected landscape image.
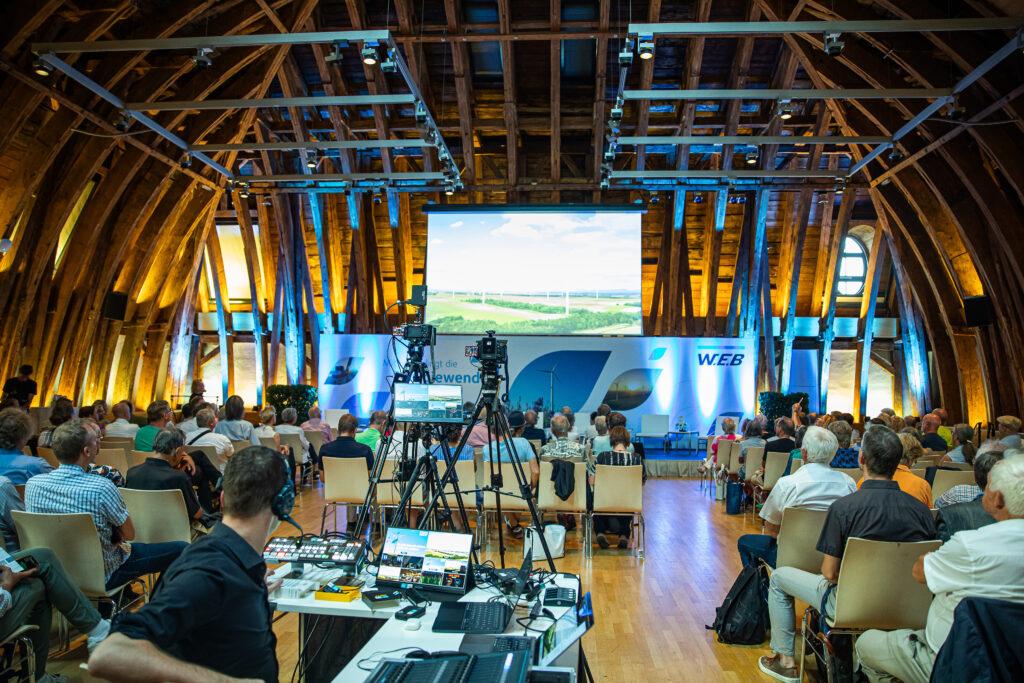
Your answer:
[425,210,643,335]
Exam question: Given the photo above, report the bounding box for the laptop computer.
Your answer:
[432,549,532,634]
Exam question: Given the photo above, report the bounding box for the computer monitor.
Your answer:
[393,383,464,423]
[537,591,594,666]
[376,528,473,595]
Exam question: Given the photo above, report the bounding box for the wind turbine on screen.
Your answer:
[539,363,560,421]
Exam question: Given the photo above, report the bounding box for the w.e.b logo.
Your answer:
[697,352,745,366]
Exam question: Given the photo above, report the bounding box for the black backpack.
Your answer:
[706,563,770,645]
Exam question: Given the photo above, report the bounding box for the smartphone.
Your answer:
[19,556,38,571]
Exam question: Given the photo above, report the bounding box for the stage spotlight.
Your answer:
[887,147,904,163]
[610,103,624,121]
[325,42,345,64]
[618,39,634,66]
[776,100,794,120]
[823,32,844,57]
[600,178,610,190]
[415,101,428,124]
[744,151,758,165]
[192,47,213,68]
[306,150,319,169]
[444,185,455,196]
[361,45,379,66]
[638,37,655,60]
[32,58,52,77]
[180,153,192,169]
[380,49,398,73]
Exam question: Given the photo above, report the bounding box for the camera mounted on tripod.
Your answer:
[474,331,508,397]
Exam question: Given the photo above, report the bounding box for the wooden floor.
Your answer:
[52,478,772,682]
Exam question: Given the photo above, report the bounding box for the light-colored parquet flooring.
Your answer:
[52,478,773,682]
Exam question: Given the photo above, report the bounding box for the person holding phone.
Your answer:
[0,546,111,681]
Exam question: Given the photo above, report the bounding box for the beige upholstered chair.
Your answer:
[120,488,192,544]
[537,460,588,544]
[833,467,862,483]
[590,464,645,558]
[931,469,976,500]
[321,457,371,534]
[35,447,59,469]
[127,450,150,469]
[95,448,130,474]
[775,507,829,573]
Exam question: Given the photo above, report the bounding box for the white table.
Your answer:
[270,565,583,682]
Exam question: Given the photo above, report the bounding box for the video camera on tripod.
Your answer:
[474,331,508,397]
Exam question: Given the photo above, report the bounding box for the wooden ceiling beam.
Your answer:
[443,0,477,198]
[550,0,562,202]
[498,0,520,200]
[633,1,662,173]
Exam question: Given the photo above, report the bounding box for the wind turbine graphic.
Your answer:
[538,362,560,423]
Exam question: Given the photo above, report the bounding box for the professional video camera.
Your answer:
[402,323,436,346]
[474,331,508,396]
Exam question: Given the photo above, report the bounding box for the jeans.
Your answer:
[856,628,935,683]
[768,566,836,657]
[0,547,102,677]
[106,541,187,590]
[737,533,777,568]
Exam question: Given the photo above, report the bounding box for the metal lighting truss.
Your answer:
[31,30,459,193]
[602,18,1024,188]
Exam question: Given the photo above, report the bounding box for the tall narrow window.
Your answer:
[837,236,867,296]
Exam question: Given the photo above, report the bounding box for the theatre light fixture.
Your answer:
[361,45,379,66]
[192,47,213,68]
[638,36,655,60]
[32,58,52,77]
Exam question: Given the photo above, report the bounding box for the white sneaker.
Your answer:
[86,619,111,653]
[37,674,70,683]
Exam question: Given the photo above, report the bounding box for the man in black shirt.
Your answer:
[759,426,935,683]
[125,428,203,520]
[522,410,547,446]
[89,446,285,682]
[1,365,36,408]
[319,413,373,472]
[765,417,797,453]
[919,414,948,452]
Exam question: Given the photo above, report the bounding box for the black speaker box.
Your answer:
[102,291,129,321]
[963,295,994,327]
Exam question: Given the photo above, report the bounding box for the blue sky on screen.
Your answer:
[425,210,642,295]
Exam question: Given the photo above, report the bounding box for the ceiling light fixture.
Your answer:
[325,42,345,64]
[32,57,52,77]
[618,39,634,66]
[361,45,379,66]
[380,49,397,73]
[776,99,794,120]
[192,47,213,68]
[638,36,655,60]
[823,32,845,57]
[306,150,318,169]
[745,151,758,165]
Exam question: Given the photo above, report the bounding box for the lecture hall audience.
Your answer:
[758,426,936,683]
[275,407,313,467]
[25,419,186,591]
[253,407,279,448]
[919,413,948,453]
[522,410,547,446]
[133,401,173,453]
[125,427,205,520]
[300,406,334,445]
[856,451,1024,683]
[183,407,234,472]
[214,395,259,445]
[859,432,933,508]
[540,414,586,465]
[104,401,139,439]
[827,420,859,468]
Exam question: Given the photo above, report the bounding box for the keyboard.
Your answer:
[367,651,530,683]
[461,602,510,632]
[491,635,533,653]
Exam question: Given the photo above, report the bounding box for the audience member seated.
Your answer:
[481,411,539,538]
[932,408,952,447]
[584,411,599,440]
[522,410,547,446]
[125,428,204,520]
[857,432,932,508]
[737,426,856,569]
[934,447,1008,542]
[0,476,21,552]
[300,406,334,446]
[707,417,737,471]
[942,423,976,464]
[563,410,579,441]
[765,417,797,454]
[0,544,112,681]
[253,407,279,448]
[213,395,258,446]
[996,415,1022,448]
[934,441,1007,509]
[780,426,808,477]
[758,426,936,683]
[104,401,139,439]
[591,426,645,550]
[919,414,948,453]
[38,397,73,449]
[0,408,52,484]
[133,400,172,452]
[319,414,373,473]
[89,447,285,682]
[827,420,859,468]
[856,452,1024,683]
[589,417,610,455]
[431,424,466,461]
[737,419,767,480]
[183,408,234,472]
[188,378,206,405]
[25,420,187,591]
[175,398,203,436]
[81,419,125,487]
[275,407,313,467]
[540,415,586,467]
[356,410,387,453]
[1,365,37,408]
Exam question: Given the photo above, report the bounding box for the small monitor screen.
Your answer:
[393,383,464,423]
[377,528,472,594]
[538,591,593,666]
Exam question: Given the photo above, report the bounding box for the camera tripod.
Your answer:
[352,333,476,560]
[420,361,556,571]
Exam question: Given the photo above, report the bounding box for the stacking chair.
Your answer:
[304,429,325,456]
[35,447,59,469]
[127,450,150,469]
[775,507,829,573]
[100,437,133,450]
[931,469,976,500]
[95,448,130,474]
[790,457,803,473]
[188,444,221,467]
[537,460,588,546]
[321,457,372,535]
[258,436,279,451]
[751,451,792,519]
[590,464,645,558]
[277,433,313,487]
[943,461,973,471]
[231,440,254,453]
[120,488,192,544]
[721,440,743,484]
[11,511,146,638]
[699,436,715,497]
[527,439,542,457]
[833,468,862,483]
[0,624,37,681]
[799,538,941,681]
[441,459,480,536]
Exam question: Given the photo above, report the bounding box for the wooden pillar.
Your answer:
[853,225,886,421]
[818,188,855,413]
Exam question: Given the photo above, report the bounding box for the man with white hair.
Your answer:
[857,450,1024,683]
[300,406,333,445]
[737,426,857,568]
[275,407,313,466]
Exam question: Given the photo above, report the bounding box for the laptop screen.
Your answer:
[538,591,594,666]
[376,528,473,594]
[393,382,464,423]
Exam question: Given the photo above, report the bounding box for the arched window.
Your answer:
[837,236,867,296]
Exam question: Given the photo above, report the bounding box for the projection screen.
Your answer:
[424,207,643,336]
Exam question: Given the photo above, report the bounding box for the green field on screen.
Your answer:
[425,291,642,335]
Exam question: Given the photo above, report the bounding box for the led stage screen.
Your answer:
[424,207,643,335]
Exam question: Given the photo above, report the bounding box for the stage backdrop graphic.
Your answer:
[318,334,755,437]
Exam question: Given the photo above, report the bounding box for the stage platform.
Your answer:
[641,447,704,478]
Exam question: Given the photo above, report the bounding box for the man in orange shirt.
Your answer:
[857,431,933,507]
